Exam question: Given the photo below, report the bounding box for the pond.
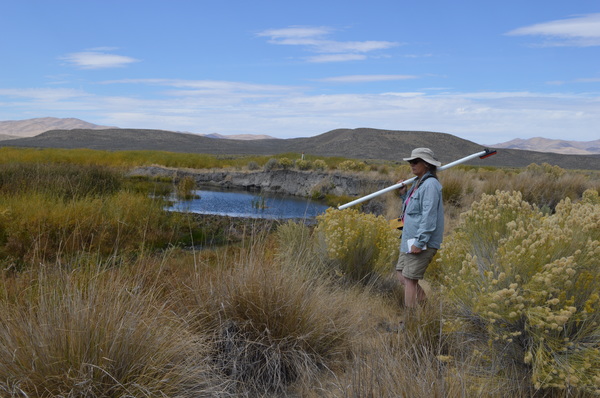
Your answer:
[168,188,330,220]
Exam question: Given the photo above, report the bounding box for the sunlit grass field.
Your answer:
[0,147,599,397]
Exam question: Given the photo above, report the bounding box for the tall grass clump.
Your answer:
[314,208,399,283]
[176,175,198,199]
[177,237,369,395]
[511,163,590,210]
[431,189,600,395]
[275,220,323,274]
[0,191,183,265]
[440,169,472,207]
[0,162,196,265]
[0,268,228,397]
[0,162,122,199]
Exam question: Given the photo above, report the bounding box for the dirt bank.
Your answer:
[128,166,394,199]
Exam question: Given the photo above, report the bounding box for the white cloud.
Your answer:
[258,25,400,63]
[306,54,367,63]
[575,77,600,83]
[61,50,140,69]
[2,83,599,143]
[257,26,332,39]
[101,79,303,102]
[506,13,600,46]
[0,87,89,101]
[310,40,398,54]
[318,74,418,83]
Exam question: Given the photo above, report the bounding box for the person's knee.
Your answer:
[404,277,418,287]
[396,270,406,285]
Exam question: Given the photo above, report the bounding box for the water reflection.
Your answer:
[169,189,330,220]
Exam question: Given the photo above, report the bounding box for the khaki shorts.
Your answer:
[396,249,438,280]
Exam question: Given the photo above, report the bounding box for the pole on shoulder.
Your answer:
[337,148,497,210]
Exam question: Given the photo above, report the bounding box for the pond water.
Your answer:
[168,188,330,220]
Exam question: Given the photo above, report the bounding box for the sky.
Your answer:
[1,0,599,145]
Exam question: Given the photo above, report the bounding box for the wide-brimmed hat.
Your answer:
[403,147,441,167]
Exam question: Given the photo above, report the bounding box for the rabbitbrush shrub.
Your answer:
[431,189,600,394]
[315,207,399,283]
[313,159,327,171]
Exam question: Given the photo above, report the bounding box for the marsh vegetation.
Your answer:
[0,147,598,397]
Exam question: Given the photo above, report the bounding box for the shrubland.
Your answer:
[0,147,598,396]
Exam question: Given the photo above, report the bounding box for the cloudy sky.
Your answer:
[1,0,599,144]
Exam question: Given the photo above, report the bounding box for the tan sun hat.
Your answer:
[403,147,441,167]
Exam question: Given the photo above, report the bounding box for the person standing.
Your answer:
[396,148,444,308]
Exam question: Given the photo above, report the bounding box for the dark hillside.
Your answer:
[2,127,599,170]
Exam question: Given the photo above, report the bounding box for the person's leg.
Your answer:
[396,270,406,286]
[403,277,425,308]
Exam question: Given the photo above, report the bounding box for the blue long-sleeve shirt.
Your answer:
[400,173,444,253]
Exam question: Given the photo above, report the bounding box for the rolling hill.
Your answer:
[0,117,116,139]
[491,137,600,155]
[2,127,599,170]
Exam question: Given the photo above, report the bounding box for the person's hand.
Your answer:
[410,245,422,254]
[397,180,408,195]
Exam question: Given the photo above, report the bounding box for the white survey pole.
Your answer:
[338,149,497,210]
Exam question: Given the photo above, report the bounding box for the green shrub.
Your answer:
[279,157,293,170]
[314,208,400,283]
[264,158,280,171]
[337,160,368,172]
[432,190,600,393]
[313,159,327,171]
[295,159,312,170]
[338,160,356,172]
[247,161,260,170]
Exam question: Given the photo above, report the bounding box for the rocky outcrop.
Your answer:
[128,166,394,198]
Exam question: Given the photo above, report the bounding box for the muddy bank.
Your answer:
[128,166,394,199]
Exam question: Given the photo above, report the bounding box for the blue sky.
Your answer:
[1,0,599,144]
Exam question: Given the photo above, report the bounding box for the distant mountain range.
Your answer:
[203,133,278,140]
[2,125,598,170]
[491,137,600,155]
[0,117,275,141]
[0,117,116,140]
[2,118,596,157]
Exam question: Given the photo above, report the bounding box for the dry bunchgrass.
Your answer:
[167,233,383,395]
[0,266,231,397]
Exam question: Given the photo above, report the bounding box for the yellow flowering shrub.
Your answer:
[432,189,600,393]
[315,208,400,282]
